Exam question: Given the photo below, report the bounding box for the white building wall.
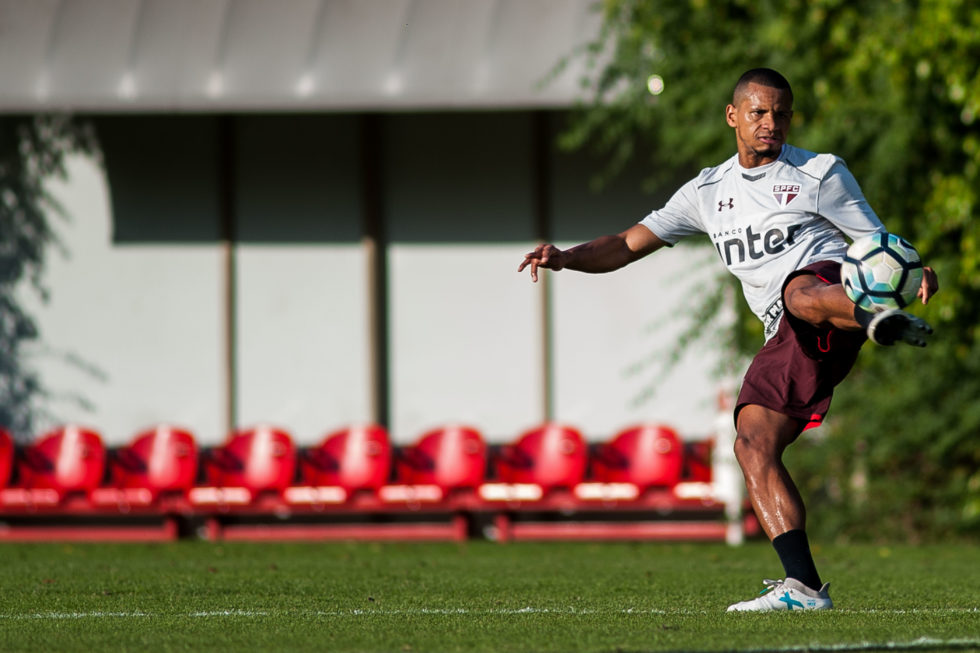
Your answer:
[235,244,372,441]
[388,243,544,444]
[21,153,227,444]
[551,243,722,439]
[16,112,725,447]
[232,114,373,443]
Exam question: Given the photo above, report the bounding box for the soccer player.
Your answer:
[518,68,939,611]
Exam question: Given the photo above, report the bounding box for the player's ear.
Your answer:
[725,104,737,128]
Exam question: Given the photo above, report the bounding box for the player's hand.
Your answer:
[918,266,939,304]
[518,244,565,282]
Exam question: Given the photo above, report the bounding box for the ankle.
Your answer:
[772,529,823,591]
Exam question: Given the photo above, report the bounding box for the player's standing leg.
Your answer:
[726,405,833,612]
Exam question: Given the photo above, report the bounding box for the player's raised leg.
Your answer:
[783,274,933,346]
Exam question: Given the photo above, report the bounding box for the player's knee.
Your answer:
[733,432,756,468]
[733,432,751,457]
[784,284,811,320]
[784,276,826,326]
[733,429,779,470]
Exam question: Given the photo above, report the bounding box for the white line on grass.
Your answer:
[739,637,980,652]
[5,610,979,653]
[188,610,271,617]
[3,606,978,620]
[326,607,669,616]
[3,611,153,619]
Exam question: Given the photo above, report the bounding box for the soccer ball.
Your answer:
[842,232,923,312]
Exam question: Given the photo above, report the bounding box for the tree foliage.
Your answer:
[565,0,980,539]
[0,116,96,440]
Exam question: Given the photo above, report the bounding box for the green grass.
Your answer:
[1,540,978,652]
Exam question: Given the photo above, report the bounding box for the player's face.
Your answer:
[726,82,794,168]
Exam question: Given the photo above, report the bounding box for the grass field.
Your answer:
[1,539,978,652]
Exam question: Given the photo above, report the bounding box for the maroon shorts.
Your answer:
[735,260,867,433]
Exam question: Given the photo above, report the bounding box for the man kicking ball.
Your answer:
[519,68,938,611]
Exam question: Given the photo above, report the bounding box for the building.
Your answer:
[1,0,722,446]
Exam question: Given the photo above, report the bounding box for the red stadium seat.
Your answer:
[682,439,713,483]
[109,425,199,496]
[14,425,106,496]
[0,429,13,488]
[395,425,486,489]
[493,423,587,489]
[590,424,683,488]
[201,426,296,493]
[300,424,391,490]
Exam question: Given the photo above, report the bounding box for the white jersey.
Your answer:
[639,144,885,339]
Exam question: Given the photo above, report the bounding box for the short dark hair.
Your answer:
[732,68,793,104]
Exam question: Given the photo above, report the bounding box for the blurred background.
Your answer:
[1,0,978,541]
[0,0,722,450]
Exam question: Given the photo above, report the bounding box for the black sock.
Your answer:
[853,305,875,329]
[772,529,823,591]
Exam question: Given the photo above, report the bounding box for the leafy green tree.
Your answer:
[0,116,97,440]
[564,0,980,539]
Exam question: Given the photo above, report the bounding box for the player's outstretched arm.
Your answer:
[518,224,666,282]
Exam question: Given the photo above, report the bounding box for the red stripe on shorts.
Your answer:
[803,414,823,431]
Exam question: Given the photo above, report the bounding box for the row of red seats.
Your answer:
[0,422,709,506]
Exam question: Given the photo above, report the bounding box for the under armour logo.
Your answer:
[718,198,734,212]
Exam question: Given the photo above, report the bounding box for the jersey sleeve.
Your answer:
[638,178,705,245]
[818,159,886,240]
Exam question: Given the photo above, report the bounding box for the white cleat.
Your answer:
[867,308,933,347]
[727,578,833,612]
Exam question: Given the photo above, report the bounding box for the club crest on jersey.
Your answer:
[772,184,800,207]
